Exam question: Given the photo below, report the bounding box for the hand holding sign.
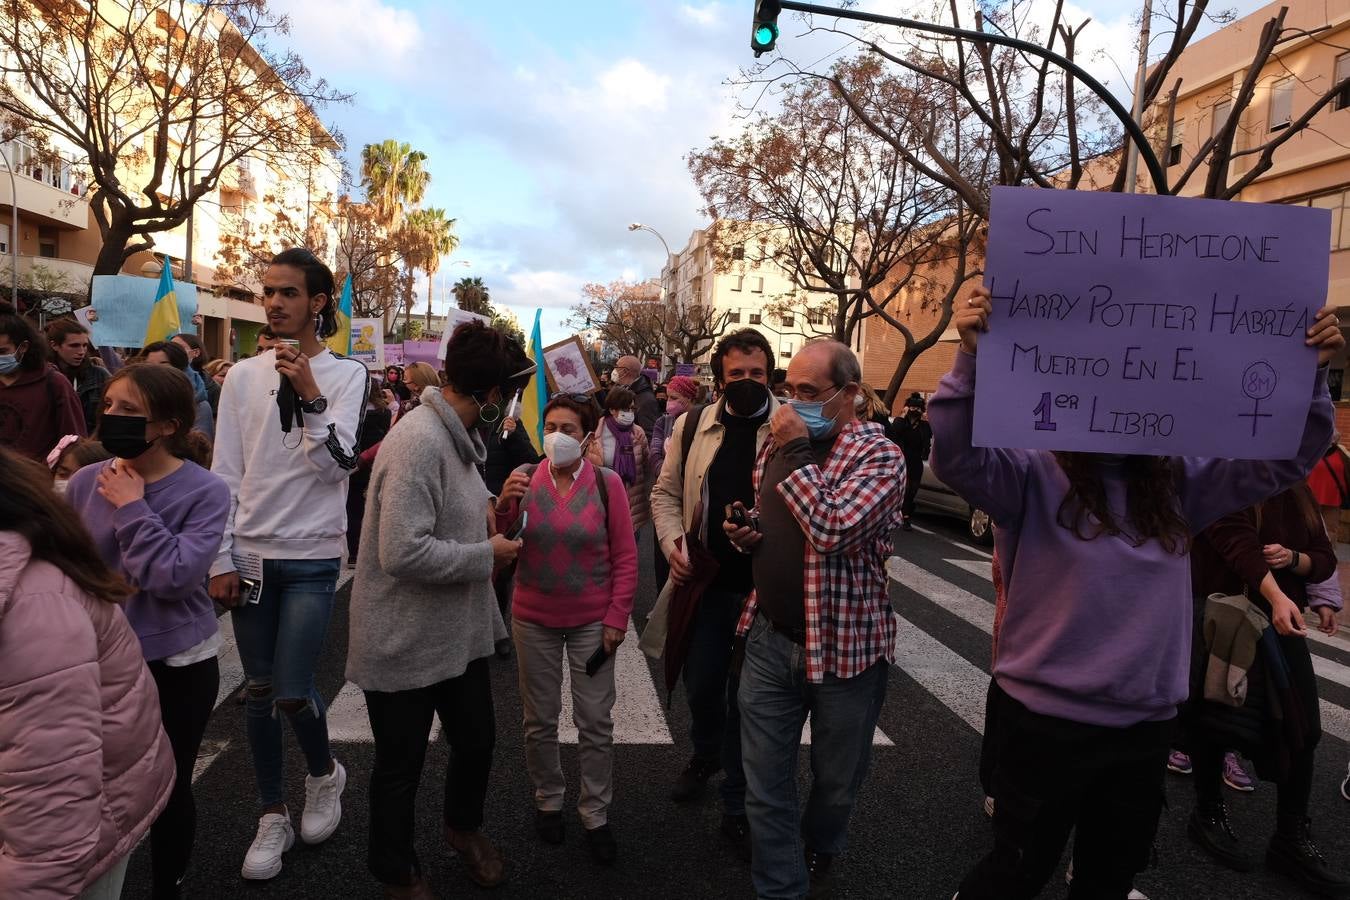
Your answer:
[974,187,1335,459]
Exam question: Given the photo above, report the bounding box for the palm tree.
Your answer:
[452,276,492,317]
[359,140,430,231]
[361,140,431,335]
[403,207,460,330]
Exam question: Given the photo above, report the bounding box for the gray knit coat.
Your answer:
[347,387,506,692]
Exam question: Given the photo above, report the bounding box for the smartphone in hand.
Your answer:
[585,643,611,677]
[725,503,751,528]
[507,511,529,541]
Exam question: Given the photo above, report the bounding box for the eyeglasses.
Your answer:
[783,384,842,402]
[550,392,596,404]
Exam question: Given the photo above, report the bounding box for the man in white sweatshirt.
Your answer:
[208,248,369,882]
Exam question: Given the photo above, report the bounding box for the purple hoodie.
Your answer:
[929,350,1333,727]
[67,459,230,662]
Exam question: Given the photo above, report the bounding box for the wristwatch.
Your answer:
[300,394,328,415]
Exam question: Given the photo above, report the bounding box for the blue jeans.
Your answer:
[682,586,748,814]
[231,557,339,808]
[738,616,888,900]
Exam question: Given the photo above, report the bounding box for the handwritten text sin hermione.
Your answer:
[1022,208,1282,262]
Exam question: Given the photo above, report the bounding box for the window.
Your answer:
[1336,53,1350,111]
[781,341,793,359]
[731,246,745,260]
[1292,188,1350,250]
[37,227,57,259]
[808,308,828,326]
[0,223,9,254]
[1270,77,1294,131]
[1212,98,1232,137]
[751,276,764,293]
[781,312,794,327]
[1167,119,1186,167]
[727,310,741,324]
[731,275,743,292]
[749,313,762,325]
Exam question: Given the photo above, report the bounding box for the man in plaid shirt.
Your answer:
[725,339,905,900]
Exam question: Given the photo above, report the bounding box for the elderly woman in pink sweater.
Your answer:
[495,393,637,866]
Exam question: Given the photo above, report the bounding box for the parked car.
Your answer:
[915,465,994,547]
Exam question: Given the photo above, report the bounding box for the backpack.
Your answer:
[1320,447,1350,510]
[678,404,709,477]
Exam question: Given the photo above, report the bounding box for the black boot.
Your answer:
[1188,800,1253,872]
[805,849,834,899]
[1268,816,1350,897]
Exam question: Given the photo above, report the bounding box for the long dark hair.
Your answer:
[0,446,132,603]
[173,332,211,372]
[1262,481,1325,536]
[1052,452,1190,555]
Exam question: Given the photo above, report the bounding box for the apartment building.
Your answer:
[661,224,834,374]
[0,1,343,361]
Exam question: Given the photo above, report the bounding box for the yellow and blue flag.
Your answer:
[520,309,547,451]
[325,274,353,355]
[142,257,181,346]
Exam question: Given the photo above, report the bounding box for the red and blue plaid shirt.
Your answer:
[736,419,906,682]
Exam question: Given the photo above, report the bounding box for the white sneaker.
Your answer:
[300,758,346,844]
[241,812,294,880]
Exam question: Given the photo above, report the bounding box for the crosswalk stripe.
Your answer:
[894,615,987,735]
[889,557,995,635]
[910,523,993,560]
[944,557,994,580]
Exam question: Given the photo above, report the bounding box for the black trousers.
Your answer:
[958,683,1171,900]
[148,656,219,900]
[902,457,923,519]
[365,657,495,886]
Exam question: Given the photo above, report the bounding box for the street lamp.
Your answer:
[628,222,672,260]
[0,138,18,305]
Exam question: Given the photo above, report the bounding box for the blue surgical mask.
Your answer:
[0,353,18,375]
[787,387,844,441]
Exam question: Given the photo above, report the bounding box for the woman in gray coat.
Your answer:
[347,322,534,900]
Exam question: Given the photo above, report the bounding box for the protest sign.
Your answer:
[384,343,405,366]
[436,308,492,361]
[89,274,198,348]
[349,318,383,369]
[973,186,1331,459]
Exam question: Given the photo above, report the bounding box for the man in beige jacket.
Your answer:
[649,328,779,857]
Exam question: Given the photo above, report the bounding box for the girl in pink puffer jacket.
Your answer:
[0,448,174,899]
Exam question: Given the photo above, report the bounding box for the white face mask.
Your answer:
[52,478,68,496]
[615,410,635,428]
[854,395,867,412]
[543,431,582,467]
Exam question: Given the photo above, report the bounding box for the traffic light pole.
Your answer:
[774,0,1169,196]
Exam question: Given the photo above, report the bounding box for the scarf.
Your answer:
[605,414,638,485]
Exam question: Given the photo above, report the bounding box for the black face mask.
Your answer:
[723,378,769,417]
[99,414,158,459]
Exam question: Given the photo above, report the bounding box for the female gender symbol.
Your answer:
[1240,361,1277,436]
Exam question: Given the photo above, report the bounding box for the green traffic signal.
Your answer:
[753,24,777,48]
[751,0,780,56]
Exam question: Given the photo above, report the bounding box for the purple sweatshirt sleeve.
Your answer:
[927,350,1031,526]
[1307,571,1344,612]
[1179,368,1334,534]
[113,475,230,598]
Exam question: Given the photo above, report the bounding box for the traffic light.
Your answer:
[751,0,780,56]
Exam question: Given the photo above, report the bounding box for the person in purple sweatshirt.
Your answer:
[934,285,1342,900]
[67,362,231,900]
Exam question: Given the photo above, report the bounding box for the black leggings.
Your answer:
[148,656,220,899]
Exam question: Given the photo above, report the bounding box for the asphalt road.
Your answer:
[120,515,1350,899]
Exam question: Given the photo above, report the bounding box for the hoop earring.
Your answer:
[477,401,502,425]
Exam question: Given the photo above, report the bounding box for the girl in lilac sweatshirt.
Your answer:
[933,286,1341,900]
[67,363,230,900]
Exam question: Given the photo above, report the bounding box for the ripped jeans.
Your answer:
[230,557,339,808]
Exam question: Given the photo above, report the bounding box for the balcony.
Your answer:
[0,140,90,229]
[0,253,96,296]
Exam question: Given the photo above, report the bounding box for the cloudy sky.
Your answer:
[267,0,1276,344]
